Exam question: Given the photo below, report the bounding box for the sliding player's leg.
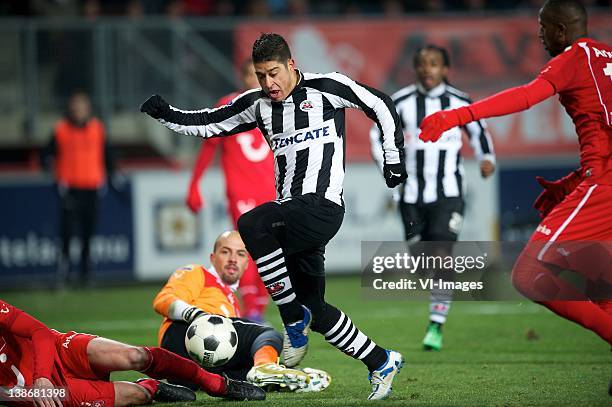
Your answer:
[85,337,265,400]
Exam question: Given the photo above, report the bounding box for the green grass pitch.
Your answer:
[4,276,610,406]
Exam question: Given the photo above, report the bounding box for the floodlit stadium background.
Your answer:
[0,0,610,286]
[2,3,612,405]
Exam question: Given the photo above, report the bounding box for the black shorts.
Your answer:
[281,194,344,277]
[399,197,464,242]
[239,193,345,277]
[161,318,272,383]
[277,193,345,255]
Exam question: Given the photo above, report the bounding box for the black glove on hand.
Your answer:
[182,306,207,323]
[383,163,407,188]
[140,95,169,119]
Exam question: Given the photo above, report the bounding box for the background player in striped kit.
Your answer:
[186,59,274,324]
[140,33,407,400]
[370,45,496,351]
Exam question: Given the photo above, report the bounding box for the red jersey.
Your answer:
[191,92,276,205]
[538,38,612,183]
[0,301,65,392]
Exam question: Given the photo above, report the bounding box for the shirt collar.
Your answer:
[568,37,591,51]
[207,265,239,291]
[417,82,447,98]
[286,69,304,99]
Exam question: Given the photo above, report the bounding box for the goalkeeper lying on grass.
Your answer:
[153,230,331,393]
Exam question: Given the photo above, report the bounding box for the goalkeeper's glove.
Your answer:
[182,306,207,323]
[140,95,169,119]
[533,170,582,218]
[383,163,407,188]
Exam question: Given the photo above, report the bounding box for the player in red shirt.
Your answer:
[419,0,612,344]
[186,59,275,323]
[0,300,265,407]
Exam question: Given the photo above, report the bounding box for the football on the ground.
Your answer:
[184,314,238,367]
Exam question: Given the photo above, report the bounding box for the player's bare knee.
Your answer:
[124,346,150,371]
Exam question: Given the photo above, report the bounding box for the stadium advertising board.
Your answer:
[0,179,134,288]
[129,163,495,278]
[131,169,232,280]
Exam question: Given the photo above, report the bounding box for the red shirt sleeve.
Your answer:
[537,45,578,93]
[467,78,556,122]
[0,300,58,381]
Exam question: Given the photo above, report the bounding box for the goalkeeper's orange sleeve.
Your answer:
[153,266,204,317]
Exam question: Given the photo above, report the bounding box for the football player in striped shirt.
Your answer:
[141,33,407,399]
[370,45,495,351]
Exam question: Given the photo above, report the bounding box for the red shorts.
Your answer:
[63,378,115,407]
[54,331,115,407]
[529,183,612,283]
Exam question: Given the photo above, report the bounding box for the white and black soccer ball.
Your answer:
[184,314,238,368]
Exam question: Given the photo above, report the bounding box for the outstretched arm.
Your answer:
[152,266,208,323]
[420,78,556,142]
[140,90,260,139]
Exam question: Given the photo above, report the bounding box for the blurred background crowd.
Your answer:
[3,0,611,18]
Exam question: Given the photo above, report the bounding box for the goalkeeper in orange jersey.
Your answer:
[153,231,330,393]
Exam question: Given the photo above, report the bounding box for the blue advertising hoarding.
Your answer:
[0,177,134,288]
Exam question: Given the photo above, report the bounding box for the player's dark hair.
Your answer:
[413,45,450,68]
[542,0,587,26]
[252,33,292,65]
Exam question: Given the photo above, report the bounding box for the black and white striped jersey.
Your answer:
[370,82,495,204]
[154,70,404,207]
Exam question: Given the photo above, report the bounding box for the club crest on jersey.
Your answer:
[299,100,314,112]
[266,281,285,296]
